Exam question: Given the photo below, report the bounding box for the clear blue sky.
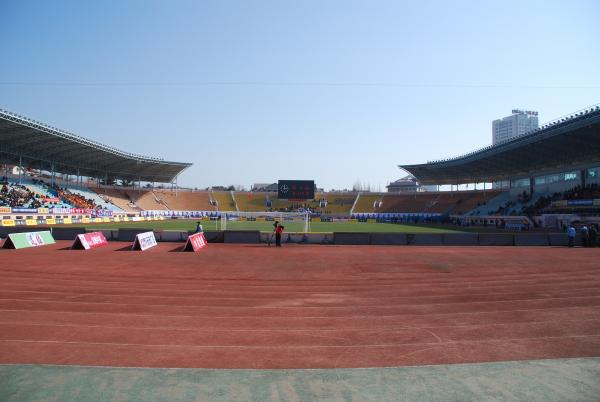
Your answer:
[1,0,599,190]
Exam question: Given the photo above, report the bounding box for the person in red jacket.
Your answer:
[275,223,284,247]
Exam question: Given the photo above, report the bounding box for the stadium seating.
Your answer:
[150,190,214,211]
[234,192,268,211]
[352,194,383,213]
[374,191,501,215]
[316,193,357,215]
[93,188,143,212]
[212,191,237,211]
[67,186,123,211]
[466,191,513,216]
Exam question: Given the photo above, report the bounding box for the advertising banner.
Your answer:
[63,217,72,224]
[12,208,38,214]
[45,218,56,225]
[70,208,92,215]
[71,231,108,250]
[25,219,37,226]
[182,232,207,252]
[0,207,11,214]
[566,199,593,206]
[2,231,55,249]
[2,219,15,227]
[82,217,90,224]
[51,207,71,214]
[132,231,157,251]
[37,208,49,214]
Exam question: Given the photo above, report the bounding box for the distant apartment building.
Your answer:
[492,109,539,145]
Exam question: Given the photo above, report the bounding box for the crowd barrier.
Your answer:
[0,228,587,246]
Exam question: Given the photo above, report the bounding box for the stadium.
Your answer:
[1,103,600,400]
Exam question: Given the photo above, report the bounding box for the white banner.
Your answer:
[133,231,157,251]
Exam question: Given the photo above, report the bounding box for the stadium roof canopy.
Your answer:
[400,104,600,185]
[0,108,192,183]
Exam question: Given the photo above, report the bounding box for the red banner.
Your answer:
[71,231,108,250]
[183,232,207,252]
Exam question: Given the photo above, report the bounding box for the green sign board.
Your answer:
[2,231,56,249]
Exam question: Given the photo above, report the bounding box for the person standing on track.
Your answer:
[196,221,203,233]
[275,223,284,247]
[567,224,576,247]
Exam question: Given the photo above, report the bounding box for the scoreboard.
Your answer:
[277,180,315,200]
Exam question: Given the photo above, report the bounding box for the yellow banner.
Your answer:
[350,219,358,223]
[46,218,56,225]
[82,218,90,224]
[0,207,11,214]
[102,217,110,223]
[2,219,15,226]
[37,208,49,214]
[63,217,72,224]
[25,219,37,226]
[159,216,165,220]
[113,217,121,222]
[94,218,103,223]
[123,216,130,222]
[313,218,321,222]
[367,219,376,223]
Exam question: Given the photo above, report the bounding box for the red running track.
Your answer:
[0,241,599,369]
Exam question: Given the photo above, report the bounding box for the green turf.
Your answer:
[77,219,464,233]
[2,358,600,402]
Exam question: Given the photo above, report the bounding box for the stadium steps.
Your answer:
[230,190,239,211]
[352,194,383,213]
[349,192,361,214]
[211,191,236,211]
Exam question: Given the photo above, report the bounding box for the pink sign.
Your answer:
[183,232,207,252]
[72,231,108,250]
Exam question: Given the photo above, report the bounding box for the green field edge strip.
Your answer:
[2,358,600,402]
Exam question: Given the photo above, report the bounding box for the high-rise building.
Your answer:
[492,109,539,145]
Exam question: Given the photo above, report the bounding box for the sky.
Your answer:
[1,0,599,191]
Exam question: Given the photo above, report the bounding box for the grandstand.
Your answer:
[0,107,191,188]
[1,104,599,231]
[399,103,600,228]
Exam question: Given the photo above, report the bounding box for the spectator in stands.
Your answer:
[567,225,576,247]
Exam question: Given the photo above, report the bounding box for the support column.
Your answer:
[581,169,587,189]
[18,155,23,184]
[529,177,534,195]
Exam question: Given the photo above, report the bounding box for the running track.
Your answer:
[0,241,599,369]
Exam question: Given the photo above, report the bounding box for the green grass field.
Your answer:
[76,219,465,233]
